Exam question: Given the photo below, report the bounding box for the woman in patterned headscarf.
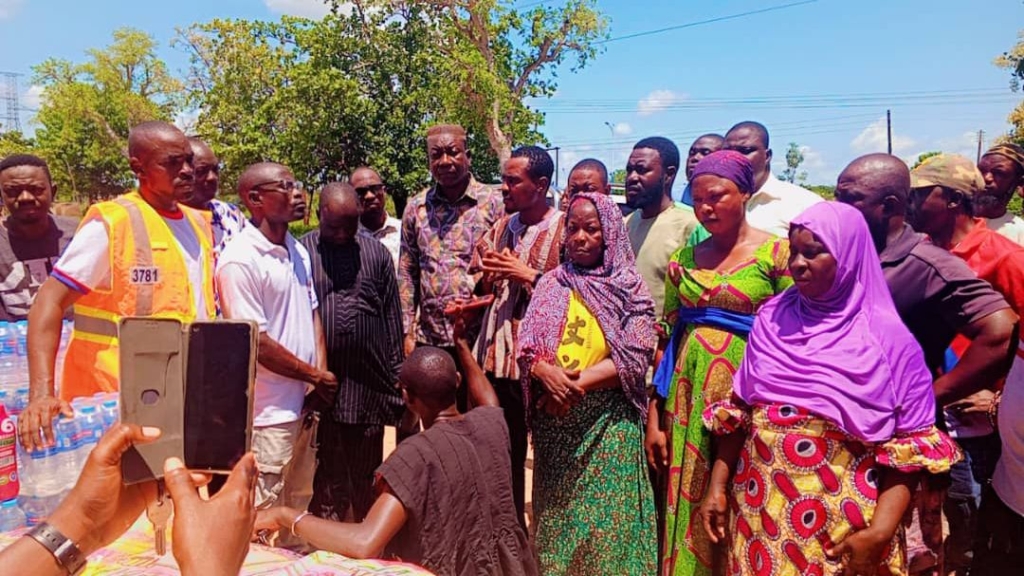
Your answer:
[518,192,657,575]
[650,150,792,576]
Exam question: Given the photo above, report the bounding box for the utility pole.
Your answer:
[545,146,561,190]
[0,72,22,133]
[976,130,985,163]
[886,109,892,155]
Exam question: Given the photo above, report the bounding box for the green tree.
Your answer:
[359,0,609,161]
[610,168,626,184]
[807,184,835,200]
[995,32,1024,143]
[780,142,807,183]
[912,151,941,169]
[31,28,184,203]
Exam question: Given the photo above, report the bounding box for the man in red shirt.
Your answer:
[909,152,1024,575]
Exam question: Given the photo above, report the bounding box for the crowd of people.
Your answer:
[0,115,1022,576]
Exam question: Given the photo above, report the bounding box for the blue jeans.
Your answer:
[943,434,1002,574]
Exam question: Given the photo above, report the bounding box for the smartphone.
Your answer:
[183,322,255,474]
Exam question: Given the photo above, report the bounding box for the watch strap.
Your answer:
[26,522,87,575]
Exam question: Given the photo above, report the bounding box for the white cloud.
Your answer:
[637,89,685,116]
[21,85,43,110]
[0,0,23,20]
[612,122,632,136]
[850,117,915,155]
[263,0,341,19]
[934,131,981,158]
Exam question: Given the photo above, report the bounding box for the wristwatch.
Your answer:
[26,522,87,575]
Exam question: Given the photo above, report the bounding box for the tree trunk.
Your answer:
[487,100,512,163]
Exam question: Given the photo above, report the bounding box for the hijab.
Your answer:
[734,202,937,441]
[689,150,756,195]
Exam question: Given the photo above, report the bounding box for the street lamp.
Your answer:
[603,121,615,137]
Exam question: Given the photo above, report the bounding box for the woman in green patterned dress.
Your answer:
[646,151,793,576]
[519,193,658,575]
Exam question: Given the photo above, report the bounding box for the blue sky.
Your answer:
[1,0,1021,186]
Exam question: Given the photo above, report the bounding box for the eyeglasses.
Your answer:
[355,184,386,196]
[252,179,303,193]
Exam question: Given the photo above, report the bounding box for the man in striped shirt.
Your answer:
[470,145,564,529]
[301,182,405,522]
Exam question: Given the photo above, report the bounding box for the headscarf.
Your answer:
[984,142,1024,173]
[517,192,656,418]
[733,202,937,442]
[689,150,756,195]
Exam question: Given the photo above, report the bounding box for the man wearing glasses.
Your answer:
[351,167,401,270]
[181,137,247,258]
[216,161,336,509]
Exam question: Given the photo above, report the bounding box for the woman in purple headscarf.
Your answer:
[698,202,960,576]
[650,150,792,576]
[518,192,657,574]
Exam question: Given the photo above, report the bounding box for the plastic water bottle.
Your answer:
[100,399,118,432]
[10,388,27,417]
[0,499,26,531]
[76,406,103,461]
[54,417,80,490]
[0,323,15,388]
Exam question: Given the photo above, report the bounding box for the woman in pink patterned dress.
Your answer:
[698,202,961,576]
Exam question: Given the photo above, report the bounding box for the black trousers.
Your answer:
[309,418,385,522]
[490,375,528,532]
[971,485,1024,575]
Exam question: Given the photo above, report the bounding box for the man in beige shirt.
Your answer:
[624,136,698,317]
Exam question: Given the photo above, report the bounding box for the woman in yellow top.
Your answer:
[518,192,658,575]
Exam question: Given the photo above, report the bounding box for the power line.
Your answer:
[598,0,819,44]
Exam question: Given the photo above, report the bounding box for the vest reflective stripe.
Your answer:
[72,313,118,338]
[112,196,155,316]
[61,193,216,400]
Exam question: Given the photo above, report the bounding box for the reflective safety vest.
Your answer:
[60,192,216,401]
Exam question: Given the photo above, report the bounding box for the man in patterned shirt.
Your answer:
[352,166,401,270]
[182,137,247,256]
[398,124,504,367]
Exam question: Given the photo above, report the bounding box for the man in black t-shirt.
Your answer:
[0,154,77,321]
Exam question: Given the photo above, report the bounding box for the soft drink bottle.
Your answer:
[0,405,19,503]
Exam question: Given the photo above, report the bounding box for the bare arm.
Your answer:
[313,308,327,372]
[935,309,1018,405]
[260,489,407,558]
[576,358,621,393]
[257,332,332,387]
[700,431,745,543]
[28,278,79,399]
[20,278,78,450]
[454,335,499,409]
[827,469,919,571]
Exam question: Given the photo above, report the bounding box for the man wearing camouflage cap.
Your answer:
[909,152,1024,575]
[977,143,1024,244]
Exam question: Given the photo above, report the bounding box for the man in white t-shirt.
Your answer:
[724,121,822,237]
[19,121,217,452]
[216,161,336,508]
